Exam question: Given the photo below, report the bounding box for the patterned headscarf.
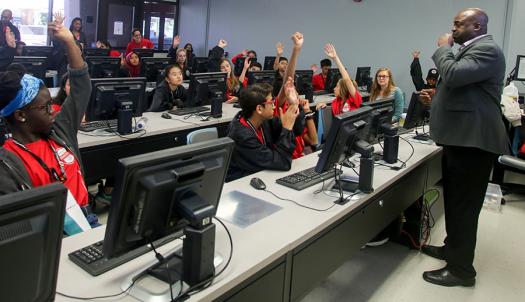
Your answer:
[0,74,44,117]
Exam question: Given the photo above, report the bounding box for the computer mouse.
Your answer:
[161,112,172,119]
[250,177,266,190]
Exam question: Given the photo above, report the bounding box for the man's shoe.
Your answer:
[422,267,475,287]
[421,245,445,260]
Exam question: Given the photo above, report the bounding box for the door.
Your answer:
[143,1,178,50]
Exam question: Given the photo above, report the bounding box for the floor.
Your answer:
[300,191,525,302]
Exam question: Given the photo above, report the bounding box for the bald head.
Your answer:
[452,8,489,44]
[1,9,13,20]
[461,8,488,33]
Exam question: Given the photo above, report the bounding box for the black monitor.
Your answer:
[140,57,170,82]
[83,48,110,57]
[188,72,227,107]
[263,56,276,70]
[191,57,209,74]
[22,46,53,69]
[103,137,234,287]
[0,183,67,302]
[133,48,155,58]
[324,68,342,93]
[86,77,147,122]
[403,92,430,130]
[515,55,525,81]
[247,70,276,86]
[355,66,371,88]
[295,70,314,102]
[361,98,395,143]
[86,56,121,78]
[12,56,47,80]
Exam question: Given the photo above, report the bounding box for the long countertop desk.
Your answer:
[56,132,442,302]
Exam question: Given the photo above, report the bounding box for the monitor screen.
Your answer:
[361,98,395,143]
[83,48,110,57]
[103,137,234,259]
[0,183,67,302]
[403,92,429,129]
[247,70,276,86]
[191,57,209,74]
[295,70,314,102]
[86,77,147,122]
[324,68,342,93]
[22,46,53,69]
[355,67,371,87]
[12,56,47,80]
[315,106,373,173]
[263,56,276,71]
[86,56,121,78]
[188,72,227,107]
[133,48,155,58]
[515,55,525,81]
[140,57,170,83]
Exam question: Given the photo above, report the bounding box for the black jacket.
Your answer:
[226,112,296,182]
[0,63,91,194]
[148,80,188,112]
[207,45,224,72]
[0,44,15,71]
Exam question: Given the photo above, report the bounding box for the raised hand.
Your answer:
[241,49,249,56]
[276,42,284,55]
[412,50,421,59]
[310,64,319,72]
[299,98,311,113]
[283,76,299,105]
[291,32,304,48]
[323,43,337,59]
[280,103,300,131]
[172,35,181,48]
[4,27,16,48]
[243,57,251,70]
[218,39,228,48]
[437,33,453,47]
[48,12,73,43]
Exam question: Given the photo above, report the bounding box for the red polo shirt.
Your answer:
[331,91,363,116]
[312,73,326,91]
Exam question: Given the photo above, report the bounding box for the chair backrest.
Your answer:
[186,127,218,144]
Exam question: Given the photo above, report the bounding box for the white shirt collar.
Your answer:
[460,34,488,49]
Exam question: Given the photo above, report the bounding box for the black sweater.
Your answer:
[148,80,188,112]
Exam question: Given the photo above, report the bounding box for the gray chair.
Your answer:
[495,155,525,200]
[186,127,218,144]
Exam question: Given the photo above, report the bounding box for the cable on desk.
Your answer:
[56,278,137,300]
[264,188,338,212]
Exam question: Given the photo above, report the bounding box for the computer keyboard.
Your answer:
[69,235,178,276]
[276,166,342,191]
[79,119,118,132]
[168,106,209,116]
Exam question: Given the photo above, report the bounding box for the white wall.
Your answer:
[179,0,511,102]
[178,0,209,56]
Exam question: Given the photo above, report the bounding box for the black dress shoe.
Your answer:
[423,267,475,287]
[421,245,445,260]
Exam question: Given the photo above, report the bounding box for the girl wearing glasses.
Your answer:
[370,68,405,122]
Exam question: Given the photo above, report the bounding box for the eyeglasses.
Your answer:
[377,75,390,79]
[25,101,53,114]
[259,100,275,107]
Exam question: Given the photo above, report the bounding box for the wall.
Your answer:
[178,0,208,56]
[179,0,510,105]
[505,0,525,93]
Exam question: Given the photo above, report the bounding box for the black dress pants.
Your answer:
[441,145,497,278]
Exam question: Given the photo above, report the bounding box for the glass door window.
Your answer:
[8,0,52,45]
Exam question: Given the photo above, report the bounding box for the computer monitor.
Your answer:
[403,92,430,130]
[188,72,227,108]
[191,57,209,74]
[0,183,67,302]
[103,137,234,288]
[133,48,155,58]
[515,55,525,81]
[324,68,342,93]
[263,56,276,70]
[86,56,121,78]
[86,77,147,122]
[295,70,314,102]
[355,66,371,88]
[361,98,395,143]
[12,56,47,80]
[140,57,170,83]
[247,70,276,86]
[83,48,110,57]
[22,46,53,69]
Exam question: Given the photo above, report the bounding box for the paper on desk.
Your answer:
[217,190,282,228]
[64,190,92,235]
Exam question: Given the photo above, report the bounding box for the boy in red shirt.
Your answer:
[125,28,154,56]
[312,59,332,91]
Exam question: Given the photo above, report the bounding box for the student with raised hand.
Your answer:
[167,35,190,79]
[226,81,300,182]
[125,28,154,56]
[96,40,121,57]
[148,64,188,112]
[311,58,332,92]
[207,39,228,72]
[316,43,362,116]
[272,41,288,97]
[231,48,257,64]
[369,67,405,122]
[0,13,94,217]
[410,50,439,91]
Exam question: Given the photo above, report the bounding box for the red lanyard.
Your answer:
[11,138,67,183]
[245,119,266,146]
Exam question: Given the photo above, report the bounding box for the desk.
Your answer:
[78,104,241,183]
[56,134,442,302]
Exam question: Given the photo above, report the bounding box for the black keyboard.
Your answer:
[79,119,118,132]
[168,106,209,116]
[276,166,342,191]
[68,235,178,276]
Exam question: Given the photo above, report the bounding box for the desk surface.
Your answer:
[56,133,441,302]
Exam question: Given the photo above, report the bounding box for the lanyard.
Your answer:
[11,138,67,183]
[245,118,266,146]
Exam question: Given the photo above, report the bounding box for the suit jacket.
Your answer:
[430,35,509,155]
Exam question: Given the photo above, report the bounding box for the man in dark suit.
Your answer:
[419,8,509,287]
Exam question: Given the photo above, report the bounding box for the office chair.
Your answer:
[186,127,218,144]
[492,154,525,202]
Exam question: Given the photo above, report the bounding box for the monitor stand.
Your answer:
[121,249,224,302]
